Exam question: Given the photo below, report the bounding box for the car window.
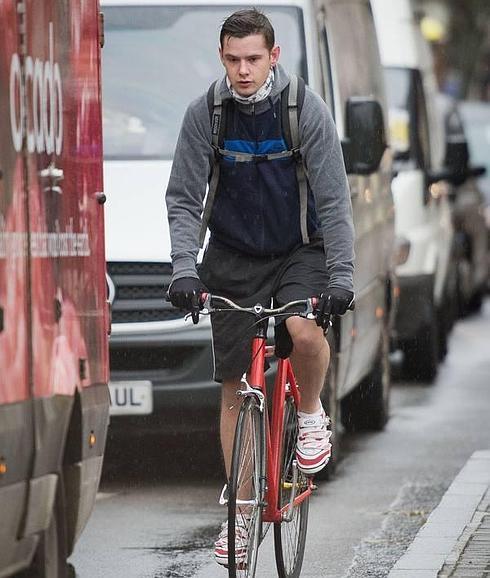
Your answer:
[102,5,307,160]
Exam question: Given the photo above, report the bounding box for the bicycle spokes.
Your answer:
[274,398,309,578]
[228,397,264,578]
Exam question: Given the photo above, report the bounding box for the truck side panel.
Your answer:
[0,0,109,574]
[0,3,39,575]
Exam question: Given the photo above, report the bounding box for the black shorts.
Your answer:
[198,239,329,382]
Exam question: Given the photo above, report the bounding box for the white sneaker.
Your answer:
[296,407,332,474]
[214,515,249,566]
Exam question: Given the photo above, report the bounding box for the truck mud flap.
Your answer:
[63,383,109,554]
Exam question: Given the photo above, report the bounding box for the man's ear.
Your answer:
[219,45,224,64]
[271,45,280,66]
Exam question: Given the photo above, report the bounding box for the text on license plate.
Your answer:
[109,381,153,415]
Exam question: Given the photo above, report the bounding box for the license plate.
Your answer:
[109,381,153,415]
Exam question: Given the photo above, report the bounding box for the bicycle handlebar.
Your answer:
[199,293,318,319]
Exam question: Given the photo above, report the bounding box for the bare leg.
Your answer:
[285,317,330,413]
[221,379,242,477]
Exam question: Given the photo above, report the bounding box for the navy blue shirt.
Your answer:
[209,98,320,256]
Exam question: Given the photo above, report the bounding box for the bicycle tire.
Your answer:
[227,396,265,578]
[274,396,309,578]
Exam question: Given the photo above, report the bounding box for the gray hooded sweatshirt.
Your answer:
[165,64,355,291]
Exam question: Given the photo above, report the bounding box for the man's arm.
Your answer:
[299,88,355,292]
[165,95,214,282]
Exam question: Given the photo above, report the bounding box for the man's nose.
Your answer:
[238,60,249,76]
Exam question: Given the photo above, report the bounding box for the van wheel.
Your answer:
[402,309,439,382]
[468,287,484,314]
[340,323,390,432]
[437,306,449,362]
[317,335,338,481]
[20,477,68,578]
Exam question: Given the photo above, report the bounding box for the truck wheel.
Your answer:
[22,478,68,578]
[340,323,390,432]
[402,309,439,382]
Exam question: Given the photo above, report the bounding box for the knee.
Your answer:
[222,379,242,404]
[289,321,329,357]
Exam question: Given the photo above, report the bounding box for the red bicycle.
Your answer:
[197,293,325,578]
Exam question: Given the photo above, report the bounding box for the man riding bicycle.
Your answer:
[166,8,354,566]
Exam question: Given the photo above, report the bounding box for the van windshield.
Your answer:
[102,5,307,160]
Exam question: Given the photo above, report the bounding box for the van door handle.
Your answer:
[39,162,64,194]
[0,307,4,332]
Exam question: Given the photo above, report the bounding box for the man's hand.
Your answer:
[315,287,354,330]
[167,277,203,311]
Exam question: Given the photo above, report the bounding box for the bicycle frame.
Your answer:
[247,335,314,524]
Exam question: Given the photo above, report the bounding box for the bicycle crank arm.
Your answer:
[282,460,299,522]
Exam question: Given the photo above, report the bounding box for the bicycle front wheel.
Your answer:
[274,396,309,578]
[228,395,265,578]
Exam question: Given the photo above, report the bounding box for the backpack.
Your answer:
[199,75,309,247]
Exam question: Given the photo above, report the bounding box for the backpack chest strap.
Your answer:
[213,146,298,163]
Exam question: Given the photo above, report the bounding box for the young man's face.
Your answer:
[220,33,280,97]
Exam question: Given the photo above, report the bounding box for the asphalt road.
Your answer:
[70,299,490,578]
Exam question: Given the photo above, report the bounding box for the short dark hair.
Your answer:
[220,9,275,51]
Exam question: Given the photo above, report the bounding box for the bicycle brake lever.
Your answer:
[190,293,201,325]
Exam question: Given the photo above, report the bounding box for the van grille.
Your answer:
[107,262,182,323]
[110,346,201,371]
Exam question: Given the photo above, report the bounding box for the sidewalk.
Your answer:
[388,451,490,578]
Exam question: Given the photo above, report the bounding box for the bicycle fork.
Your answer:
[218,380,267,509]
[237,380,268,508]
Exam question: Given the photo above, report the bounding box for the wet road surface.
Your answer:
[70,300,490,578]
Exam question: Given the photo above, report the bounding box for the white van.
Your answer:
[101,0,395,447]
[371,0,454,380]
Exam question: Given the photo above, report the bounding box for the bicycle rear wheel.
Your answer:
[228,396,265,577]
[274,396,309,578]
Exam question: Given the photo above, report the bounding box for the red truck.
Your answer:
[0,1,109,576]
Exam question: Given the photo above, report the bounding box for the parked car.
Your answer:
[459,100,490,289]
[436,93,488,315]
[372,0,455,380]
[101,0,395,447]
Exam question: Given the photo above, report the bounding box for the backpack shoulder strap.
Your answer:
[281,74,306,151]
[281,75,309,244]
[207,80,225,148]
[200,80,225,247]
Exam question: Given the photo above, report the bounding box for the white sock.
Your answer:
[298,405,323,420]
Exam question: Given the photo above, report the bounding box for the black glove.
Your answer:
[315,287,354,329]
[167,277,203,311]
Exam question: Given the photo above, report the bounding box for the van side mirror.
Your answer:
[443,138,469,186]
[341,97,387,175]
[468,165,486,179]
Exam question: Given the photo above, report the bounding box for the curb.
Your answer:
[388,450,490,578]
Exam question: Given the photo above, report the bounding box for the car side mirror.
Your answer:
[341,97,387,175]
